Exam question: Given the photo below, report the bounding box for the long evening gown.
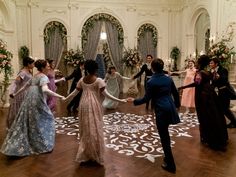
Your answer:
[195,71,228,149]
[102,72,122,109]
[182,70,228,150]
[181,68,196,108]
[1,74,55,156]
[47,71,57,112]
[7,70,32,128]
[76,78,106,165]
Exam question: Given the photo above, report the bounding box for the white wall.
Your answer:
[0,0,236,79]
[0,0,18,78]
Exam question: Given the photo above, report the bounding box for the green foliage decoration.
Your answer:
[137,23,158,47]
[82,13,124,48]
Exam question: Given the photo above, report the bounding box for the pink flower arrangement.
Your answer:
[208,40,234,67]
[123,48,141,69]
[208,24,235,67]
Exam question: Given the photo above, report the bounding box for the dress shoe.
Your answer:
[227,122,236,128]
[161,162,176,173]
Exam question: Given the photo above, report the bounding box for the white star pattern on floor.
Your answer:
[55,112,199,162]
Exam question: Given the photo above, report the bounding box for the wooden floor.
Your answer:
[0,100,236,177]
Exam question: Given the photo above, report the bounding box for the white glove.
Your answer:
[42,85,64,98]
[102,89,127,103]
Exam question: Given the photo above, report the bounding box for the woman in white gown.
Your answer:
[102,66,131,109]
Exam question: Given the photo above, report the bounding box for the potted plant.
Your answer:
[170,46,181,71]
[19,46,30,67]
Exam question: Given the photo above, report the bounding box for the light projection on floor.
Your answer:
[55,112,198,162]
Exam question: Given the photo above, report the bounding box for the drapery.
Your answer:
[104,21,123,73]
[84,21,102,60]
[137,31,157,62]
[44,28,64,69]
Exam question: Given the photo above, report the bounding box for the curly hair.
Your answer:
[23,57,34,67]
[197,55,210,70]
[34,59,47,72]
[84,59,98,75]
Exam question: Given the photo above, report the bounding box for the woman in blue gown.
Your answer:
[0,59,65,156]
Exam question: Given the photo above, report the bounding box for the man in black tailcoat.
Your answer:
[210,58,236,128]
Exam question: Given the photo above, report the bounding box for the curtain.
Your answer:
[138,31,157,62]
[44,27,64,69]
[84,21,102,60]
[104,21,123,73]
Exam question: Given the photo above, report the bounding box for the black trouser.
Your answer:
[144,78,153,109]
[67,92,82,113]
[218,91,236,125]
[156,119,175,167]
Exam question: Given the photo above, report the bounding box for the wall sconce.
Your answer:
[199,50,205,56]
[209,35,215,44]
[230,54,234,63]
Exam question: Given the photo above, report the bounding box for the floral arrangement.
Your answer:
[0,39,13,87]
[63,49,85,67]
[122,48,141,69]
[208,41,234,67]
[208,23,235,68]
[137,23,158,47]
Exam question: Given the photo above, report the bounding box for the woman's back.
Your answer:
[76,77,106,164]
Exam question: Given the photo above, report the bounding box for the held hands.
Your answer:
[118,97,135,103]
[60,96,66,101]
[120,99,127,103]
[126,97,135,102]
[215,73,220,79]
[58,77,66,82]
[178,86,183,91]
[119,97,135,103]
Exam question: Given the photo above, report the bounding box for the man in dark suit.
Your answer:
[210,58,236,128]
[132,54,154,109]
[131,58,180,173]
[63,61,85,116]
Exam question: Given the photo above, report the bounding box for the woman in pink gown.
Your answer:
[171,60,196,114]
[64,60,126,165]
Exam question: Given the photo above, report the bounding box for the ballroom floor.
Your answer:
[0,100,236,177]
